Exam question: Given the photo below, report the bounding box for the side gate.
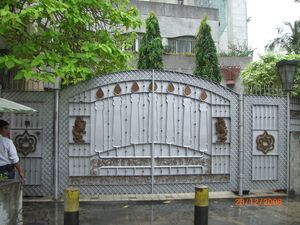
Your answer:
[59,70,241,194]
[243,95,287,191]
[1,91,55,196]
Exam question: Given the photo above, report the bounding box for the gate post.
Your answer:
[151,69,155,194]
[239,93,244,196]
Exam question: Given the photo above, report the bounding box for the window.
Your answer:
[178,0,184,5]
[167,36,196,54]
[131,34,142,52]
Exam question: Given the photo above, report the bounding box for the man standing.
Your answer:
[0,120,24,179]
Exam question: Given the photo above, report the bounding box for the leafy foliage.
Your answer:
[137,12,163,70]
[265,20,300,54]
[0,0,141,85]
[241,53,300,96]
[219,43,254,57]
[194,16,221,83]
[0,173,8,182]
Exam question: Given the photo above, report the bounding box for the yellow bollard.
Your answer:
[194,185,209,225]
[64,187,79,225]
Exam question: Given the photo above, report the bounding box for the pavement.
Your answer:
[22,190,300,225]
[23,190,287,203]
[22,195,300,225]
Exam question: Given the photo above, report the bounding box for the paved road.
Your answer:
[23,197,300,225]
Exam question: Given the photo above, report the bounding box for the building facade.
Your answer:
[132,0,248,53]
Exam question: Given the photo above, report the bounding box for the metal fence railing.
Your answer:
[243,85,286,96]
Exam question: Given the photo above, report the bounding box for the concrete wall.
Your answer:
[135,0,249,52]
[290,132,300,196]
[0,181,22,225]
[132,0,220,43]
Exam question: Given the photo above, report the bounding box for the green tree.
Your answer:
[138,12,163,70]
[265,20,300,54]
[241,53,300,96]
[0,0,141,85]
[194,16,221,83]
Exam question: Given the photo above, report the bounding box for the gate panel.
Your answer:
[243,95,287,190]
[60,70,240,194]
[1,91,54,196]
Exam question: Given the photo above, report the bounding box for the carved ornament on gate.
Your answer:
[72,117,86,143]
[256,130,275,154]
[200,90,208,101]
[114,84,122,95]
[215,118,228,143]
[131,82,139,93]
[148,81,158,92]
[96,88,104,99]
[15,130,37,156]
[184,85,191,96]
[167,83,175,93]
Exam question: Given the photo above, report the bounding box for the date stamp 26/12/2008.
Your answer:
[234,197,283,207]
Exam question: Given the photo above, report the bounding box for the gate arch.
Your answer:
[59,70,240,194]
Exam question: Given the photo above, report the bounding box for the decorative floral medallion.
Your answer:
[72,117,86,143]
[215,118,228,143]
[256,130,275,154]
[15,131,37,156]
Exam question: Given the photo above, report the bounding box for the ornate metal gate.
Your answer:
[0,70,288,196]
[60,70,240,194]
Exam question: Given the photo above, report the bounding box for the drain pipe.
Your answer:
[54,88,60,200]
[238,93,244,196]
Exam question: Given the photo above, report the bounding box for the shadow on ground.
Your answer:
[23,197,300,225]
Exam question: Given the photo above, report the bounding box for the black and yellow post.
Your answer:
[64,187,79,225]
[194,185,209,225]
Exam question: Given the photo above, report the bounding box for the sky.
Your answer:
[247,0,300,60]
